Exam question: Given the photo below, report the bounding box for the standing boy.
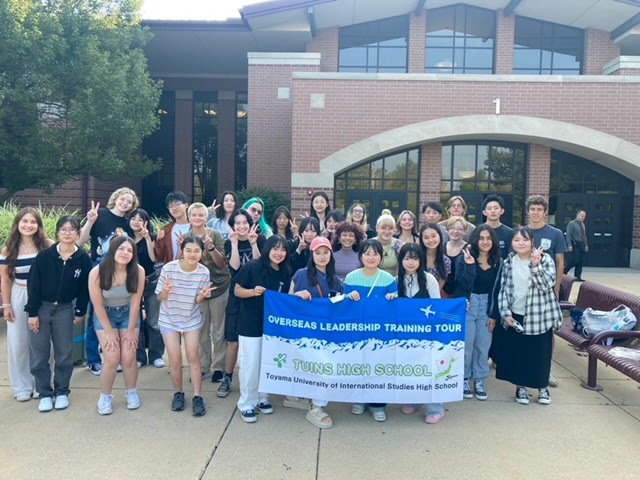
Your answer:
[482,194,513,259]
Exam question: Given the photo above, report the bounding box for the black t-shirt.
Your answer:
[224,235,266,277]
[90,209,133,263]
[472,265,499,295]
[135,237,156,276]
[234,260,290,337]
[491,224,514,260]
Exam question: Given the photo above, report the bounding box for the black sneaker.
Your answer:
[192,395,206,416]
[463,379,473,399]
[171,391,185,411]
[515,387,529,405]
[256,401,274,414]
[241,409,257,423]
[211,370,224,383]
[217,375,231,398]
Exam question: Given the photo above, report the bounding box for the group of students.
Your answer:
[0,188,566,427]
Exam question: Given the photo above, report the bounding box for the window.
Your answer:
[514,16,583,75]
[193,92,218,205]
[235,92,248,191]
[441,142,527,225]
[334,149,420,215]
[425,5,495,74]
[339,15,408,73]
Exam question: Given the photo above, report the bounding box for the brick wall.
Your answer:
[4,179,85,212]
[527,144,551,196]
[495,9,515,75]
[306,26,339,72]
[288,77,640,174]
[248,60,320,197]
[419,143,442,205]
[174,95,193,196]
[408,12,426,73]
[290,186,334,217]
[584,28,621,75]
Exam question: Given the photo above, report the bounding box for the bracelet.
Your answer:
[2,304,10,308]
[249,242,257,246]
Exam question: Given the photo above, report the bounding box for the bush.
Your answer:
[236,187,290,223]
[0,202,78,247]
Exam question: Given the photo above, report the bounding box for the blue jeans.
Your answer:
[85,261,101,366]
[136,278,164,364]
[464,293,492,382]
[93,305,140,330]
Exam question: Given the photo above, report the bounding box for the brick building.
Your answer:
[6,0,640,267]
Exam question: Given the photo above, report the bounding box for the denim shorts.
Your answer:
[93,305,140,331]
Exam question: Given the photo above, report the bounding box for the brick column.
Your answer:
[306,27,339,72]
[408,12,426,74]
[247,52,321,199]
[419,142,442,207]
[584,28,621,75]
[631,191,640,268]
[495,9,514,75]
[174,90,193,196]
[217,91,236,195]
[527,144,551,197]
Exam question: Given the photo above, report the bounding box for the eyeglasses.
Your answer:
[352,209,364,214]
[58,228,78,234]
[448,227,465,232]
[249,207,263,215]
[168,202,184,210]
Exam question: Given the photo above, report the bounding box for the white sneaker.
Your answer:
[126,390,141,410]
[153,358,166,368]
[137,361,142,368]
[38,397,53,412]
[116,364,123,372]
[54,395,69,410]
[97,393,113,415]
[15,393,32,402]
[548,370,558,388]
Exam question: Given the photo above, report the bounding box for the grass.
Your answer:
[0,202,78,247]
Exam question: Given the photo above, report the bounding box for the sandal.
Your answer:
[306,407,334,429]
[401,405,417,415]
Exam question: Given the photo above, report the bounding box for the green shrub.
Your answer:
[237,187,290,222]
[0,202,78,247]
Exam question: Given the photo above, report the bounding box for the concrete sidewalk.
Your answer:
[0,269,638,480]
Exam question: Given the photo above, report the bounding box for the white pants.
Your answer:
[7,285,34,397]
[237,335,268,412]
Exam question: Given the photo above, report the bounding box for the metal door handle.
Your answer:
[604,233,612,237]
[593,233,602,237]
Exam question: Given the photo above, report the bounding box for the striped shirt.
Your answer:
[0,252,38,286]
[344,268,398,299]
[156,260,210,332]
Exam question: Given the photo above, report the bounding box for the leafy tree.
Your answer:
[0,0,161,202]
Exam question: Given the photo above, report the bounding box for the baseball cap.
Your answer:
[310,236,332,251]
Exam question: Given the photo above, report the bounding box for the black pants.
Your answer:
[564,242,586,279]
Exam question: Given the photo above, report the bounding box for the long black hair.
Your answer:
[129,208,155,237]
[98,236,139,293]
[217,191,240,221]
[397,243,427,298]
[468,224,501,268]
[306,243,340,291]
[258,235,291,279]
[310,191,331,219]
[419,223,447,279]
[270,206,294,240]
[299,217,320,242]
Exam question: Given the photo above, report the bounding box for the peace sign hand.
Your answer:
[531,246,544,267]
[463,246,475,264]
[208,199,220,214]
[248,224,259,244]
[204,232,214,250]
[140,221,150,240]
[289,220,299,236]
[201,283,216,298]
[86,201,100,223]
[163,281,173,295]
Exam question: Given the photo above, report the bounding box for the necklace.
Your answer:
[20,242,37,253]
[406,273,417,291]
[382,242,393,258]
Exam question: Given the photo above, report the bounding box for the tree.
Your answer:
[0,0,162,202]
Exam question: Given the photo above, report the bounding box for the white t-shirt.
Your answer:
[171,223,191,260]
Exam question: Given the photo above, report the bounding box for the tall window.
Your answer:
[339,15,409,73]
[193,92,218,205]
[441,142,527,225]
[514,16,583,75]
[235,92,248,191]
[425,5,495,74]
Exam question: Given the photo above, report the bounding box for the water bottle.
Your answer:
[612,318,628,331]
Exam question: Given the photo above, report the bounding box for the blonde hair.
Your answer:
[446,195,467,216]
[346,203,369,231]
[376,214,396,229]
[445,215,467,230]
[106,187,139,212]
[188,202,208,217]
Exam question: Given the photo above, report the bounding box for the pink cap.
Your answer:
[310,236,332,252]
